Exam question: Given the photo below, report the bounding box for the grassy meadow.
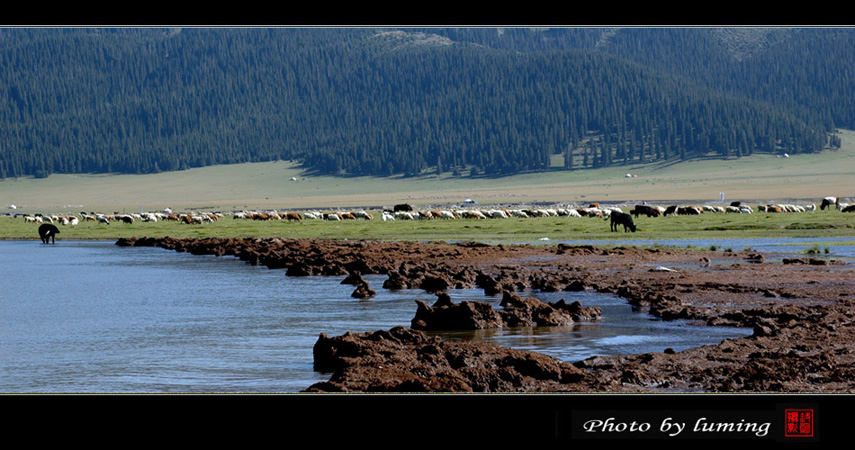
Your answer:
[2,129,854,242]
[2,207,854,243]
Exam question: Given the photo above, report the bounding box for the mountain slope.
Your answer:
[0,27,846,180]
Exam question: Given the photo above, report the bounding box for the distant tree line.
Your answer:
[0,27,848,180]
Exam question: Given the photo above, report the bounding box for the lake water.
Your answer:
[5,237,848,393]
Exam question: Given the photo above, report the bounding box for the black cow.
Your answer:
[38,223,60,244]
[633,204,660,218]
[610,212,637,233]
[393,203,413,212]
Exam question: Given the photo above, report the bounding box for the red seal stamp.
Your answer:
[784,409,814,438]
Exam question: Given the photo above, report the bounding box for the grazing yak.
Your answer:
[393,203,413,212]
[38,223,60,244]
[610,212,637,233]
[632,205,660,218]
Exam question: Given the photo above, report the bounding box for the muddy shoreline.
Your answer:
[116,236,855,393]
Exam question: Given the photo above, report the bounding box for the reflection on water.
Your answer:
[0,240,764,393]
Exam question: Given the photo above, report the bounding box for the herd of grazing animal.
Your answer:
[233,204,627,223]
[628,199,851,217]
[22,213,80,226]
[606,196,855,233]
[14,210,219,227]
[371,204,626,222]
[11,196,853,241]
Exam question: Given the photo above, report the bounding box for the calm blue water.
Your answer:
[0,239,801,393]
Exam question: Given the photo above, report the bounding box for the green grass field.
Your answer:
[3,208,854,243]
[2,130,854,242]
[3,130,854,215]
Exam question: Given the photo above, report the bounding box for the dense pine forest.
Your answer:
[0,27,851,180]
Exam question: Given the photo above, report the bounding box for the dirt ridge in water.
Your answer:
[116,236,855,393]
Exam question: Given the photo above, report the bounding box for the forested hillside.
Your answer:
[0,27,850,180]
